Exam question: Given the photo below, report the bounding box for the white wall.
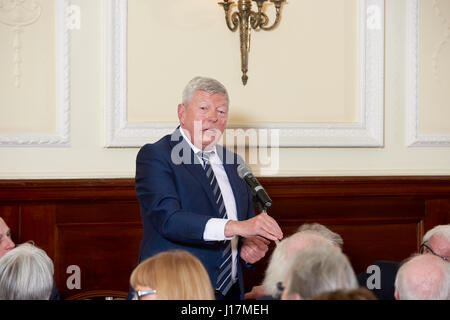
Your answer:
[0,0,449,178]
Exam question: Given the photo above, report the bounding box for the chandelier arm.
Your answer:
[249,11,260,29]
[220,1,239,31]
[230,11,240,31]
[250,0,265,29]
[259,2,283,30]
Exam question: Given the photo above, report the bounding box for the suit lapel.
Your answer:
[169,129,220,216]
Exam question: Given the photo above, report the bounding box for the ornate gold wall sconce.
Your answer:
[218,0,286,85]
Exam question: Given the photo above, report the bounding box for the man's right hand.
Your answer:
[224,212,283,241]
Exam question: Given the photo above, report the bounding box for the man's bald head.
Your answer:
[395,254,450,300]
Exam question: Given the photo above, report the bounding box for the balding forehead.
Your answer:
[429,234,450,257]
[0,218,9,231]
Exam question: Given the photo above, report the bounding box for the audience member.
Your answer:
[296,223,344,249]
[0,217,15,258]
[0,217,60,300]
[358,223,450,300]
[0,242,55,300]
[310,287,377,300]
[420,224,450,260]
[130,249,215,300]
[394,254,450,300]
[281,243,358,300]
[245,223,343,299]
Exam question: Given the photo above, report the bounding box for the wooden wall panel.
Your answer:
[425,199,450,230]
[20,204,56,258]
[55,222,142,298]
[0,177,449,299]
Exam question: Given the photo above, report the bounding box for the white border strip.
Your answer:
[106,0,384,147]
[0,0,70,147]
[406,0,450,147]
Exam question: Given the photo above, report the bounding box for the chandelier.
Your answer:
[218,0,286,85]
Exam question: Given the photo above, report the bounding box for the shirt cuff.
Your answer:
[203,218,233,241]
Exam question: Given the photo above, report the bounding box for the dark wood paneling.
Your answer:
[425,199,450,230]
[20,204,56,258]
[56,222,142,298]
[55,201,140,224]
[0,177,449,299]
[53,200,142,298]
[268,197,425,222]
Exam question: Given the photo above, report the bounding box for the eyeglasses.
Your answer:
[133,289,157,300]
[420,242,449,261]
[276,281,285,293]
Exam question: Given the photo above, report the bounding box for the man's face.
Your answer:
[178,90,228,151]
[0,218,15,258]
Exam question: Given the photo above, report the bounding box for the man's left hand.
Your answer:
[240,236,270,264]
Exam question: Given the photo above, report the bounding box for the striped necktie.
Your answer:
[198,151,233,296]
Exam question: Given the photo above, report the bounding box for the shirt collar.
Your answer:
[180,127,218,161]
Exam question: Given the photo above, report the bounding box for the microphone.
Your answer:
[237,163,272,209]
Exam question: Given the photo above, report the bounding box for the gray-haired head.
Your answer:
[394,254,450,300]
[0,242,54,300]
[423,224,450,244]
[422,224,450,260]
[262,231,334,297]
[283,243,358,300]
[182,76,229,107]
[297,223,344,249]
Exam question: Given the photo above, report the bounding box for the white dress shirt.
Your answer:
[180,128,238,282]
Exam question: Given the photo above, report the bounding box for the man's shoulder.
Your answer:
[139,130,181,153]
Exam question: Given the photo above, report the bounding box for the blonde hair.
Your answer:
[130,250,215,300]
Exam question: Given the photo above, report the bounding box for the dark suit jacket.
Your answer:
[135,128,255,298]
[357,260,400,300]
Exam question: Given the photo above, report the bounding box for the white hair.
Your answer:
[296,223,344,248]
[0,242,54,300]
[182,76,229,107]
[284,243,358,299]
[395,254,450,300]
[423,224,450,244]
[262,232,333,297]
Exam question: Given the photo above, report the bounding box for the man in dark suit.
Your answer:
[134,76,283,300]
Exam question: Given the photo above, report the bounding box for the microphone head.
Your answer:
[237,163,252,179]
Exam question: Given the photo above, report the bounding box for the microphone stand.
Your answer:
[254,198,280,245]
